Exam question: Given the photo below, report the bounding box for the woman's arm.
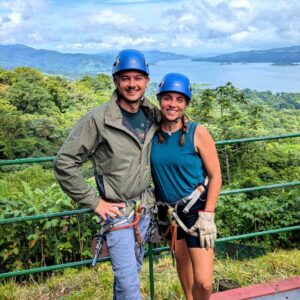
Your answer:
[194,125,222,212]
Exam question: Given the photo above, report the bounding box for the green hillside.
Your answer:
[193,46,300,64]
[0,44,189,78]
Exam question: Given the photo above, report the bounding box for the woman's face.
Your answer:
[159,92,187,122]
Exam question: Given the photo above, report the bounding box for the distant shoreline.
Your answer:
[271,63,300,66]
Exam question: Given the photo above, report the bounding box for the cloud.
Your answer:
[0,0,48,44]
[102,0,172,4]
[159,0,300,52]
[56,35,156,52]
[88,10,147,32]
[0,0,299,54]
[229,0,252,9]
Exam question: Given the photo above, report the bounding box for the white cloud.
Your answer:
[229,0,252,9]
[0,0,48,44]
[56,36,155,52]
[110,36,155,46]
[27,32,43,42]
[103,0,160,3]
[230,30,251,43]
[0,0,299,54]
[159,0,300,52]
[89,10,140,29]
[169,35,200,48]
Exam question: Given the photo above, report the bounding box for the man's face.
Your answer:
[114,70,149,103]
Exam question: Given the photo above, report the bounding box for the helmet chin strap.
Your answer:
[166,117,181,124]
[164,115,184,135]
[167,112,184,124]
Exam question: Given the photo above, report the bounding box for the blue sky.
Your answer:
[0,0,299,55]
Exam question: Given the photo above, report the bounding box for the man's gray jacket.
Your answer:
[53,91,160,210]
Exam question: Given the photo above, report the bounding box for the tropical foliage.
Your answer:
[0,67,299,275]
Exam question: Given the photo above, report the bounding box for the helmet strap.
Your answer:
[168,117,181,124]
[162,117,182,135]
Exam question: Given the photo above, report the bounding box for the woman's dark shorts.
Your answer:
[158,198,206,248]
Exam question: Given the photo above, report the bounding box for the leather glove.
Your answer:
[188,211,217,249]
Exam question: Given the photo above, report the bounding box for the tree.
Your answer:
[12,67,44,84]
[0,111,26,158]
[190,82,262,184]
[79,74,113,93]
[0,68,14,85]
[6,80,53,114]
[45,76,71,112]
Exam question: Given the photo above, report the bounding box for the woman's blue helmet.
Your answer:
[156,73,192,102]
[112,49,150,76]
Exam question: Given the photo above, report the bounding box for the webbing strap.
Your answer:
[157,179,209,238]
[109,201,143,244]
[172,211,198,237]
[109,209,135,228]
[182,186,202,213]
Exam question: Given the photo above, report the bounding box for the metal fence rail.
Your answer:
[1,225,299,280]
[0,180,299,280]
[1,132,299,166]
[1,181,299,225]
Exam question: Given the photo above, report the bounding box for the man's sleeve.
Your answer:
[53,113,102,210]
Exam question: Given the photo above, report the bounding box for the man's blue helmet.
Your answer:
[156,73,192,102]
[112,49,150,76]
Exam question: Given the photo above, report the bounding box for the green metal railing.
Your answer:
[1,181,299,225]
[0,225,299,280]
[0,156,55,166]
[0,132,299,299]
[1,132,299,166]
[214,132,300,145]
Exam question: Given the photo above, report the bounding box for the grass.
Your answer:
[0,249,299,300]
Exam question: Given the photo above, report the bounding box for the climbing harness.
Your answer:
[92,200,144,268]
[157,177,209,264]
[143,205,160,245]
[110,200,143,244]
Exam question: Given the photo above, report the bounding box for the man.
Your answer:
[53,49,159,300]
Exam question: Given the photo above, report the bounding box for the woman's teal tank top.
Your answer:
[150,122,206,204]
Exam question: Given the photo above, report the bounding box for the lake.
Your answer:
[149,59,300,93]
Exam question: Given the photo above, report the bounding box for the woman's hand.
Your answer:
[188,211,217,249]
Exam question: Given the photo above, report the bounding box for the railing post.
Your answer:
[148,243,155,300]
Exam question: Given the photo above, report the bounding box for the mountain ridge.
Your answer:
[0,44,189,77]
[1,44,299,78]
[193,46,300,64]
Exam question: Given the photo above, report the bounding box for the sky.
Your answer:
[0,0,299,56]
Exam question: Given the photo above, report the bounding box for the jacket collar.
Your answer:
[104,90,160,126]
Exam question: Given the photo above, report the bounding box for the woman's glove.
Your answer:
[188,211,217,249]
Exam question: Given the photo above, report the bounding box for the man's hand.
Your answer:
[188,211,217,249]
[94,198,126,221]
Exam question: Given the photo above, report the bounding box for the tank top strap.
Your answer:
[187,121,199,145]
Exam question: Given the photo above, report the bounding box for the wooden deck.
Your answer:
[211,276,300,300]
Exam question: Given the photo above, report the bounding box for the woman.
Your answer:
[151,73,222,300]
